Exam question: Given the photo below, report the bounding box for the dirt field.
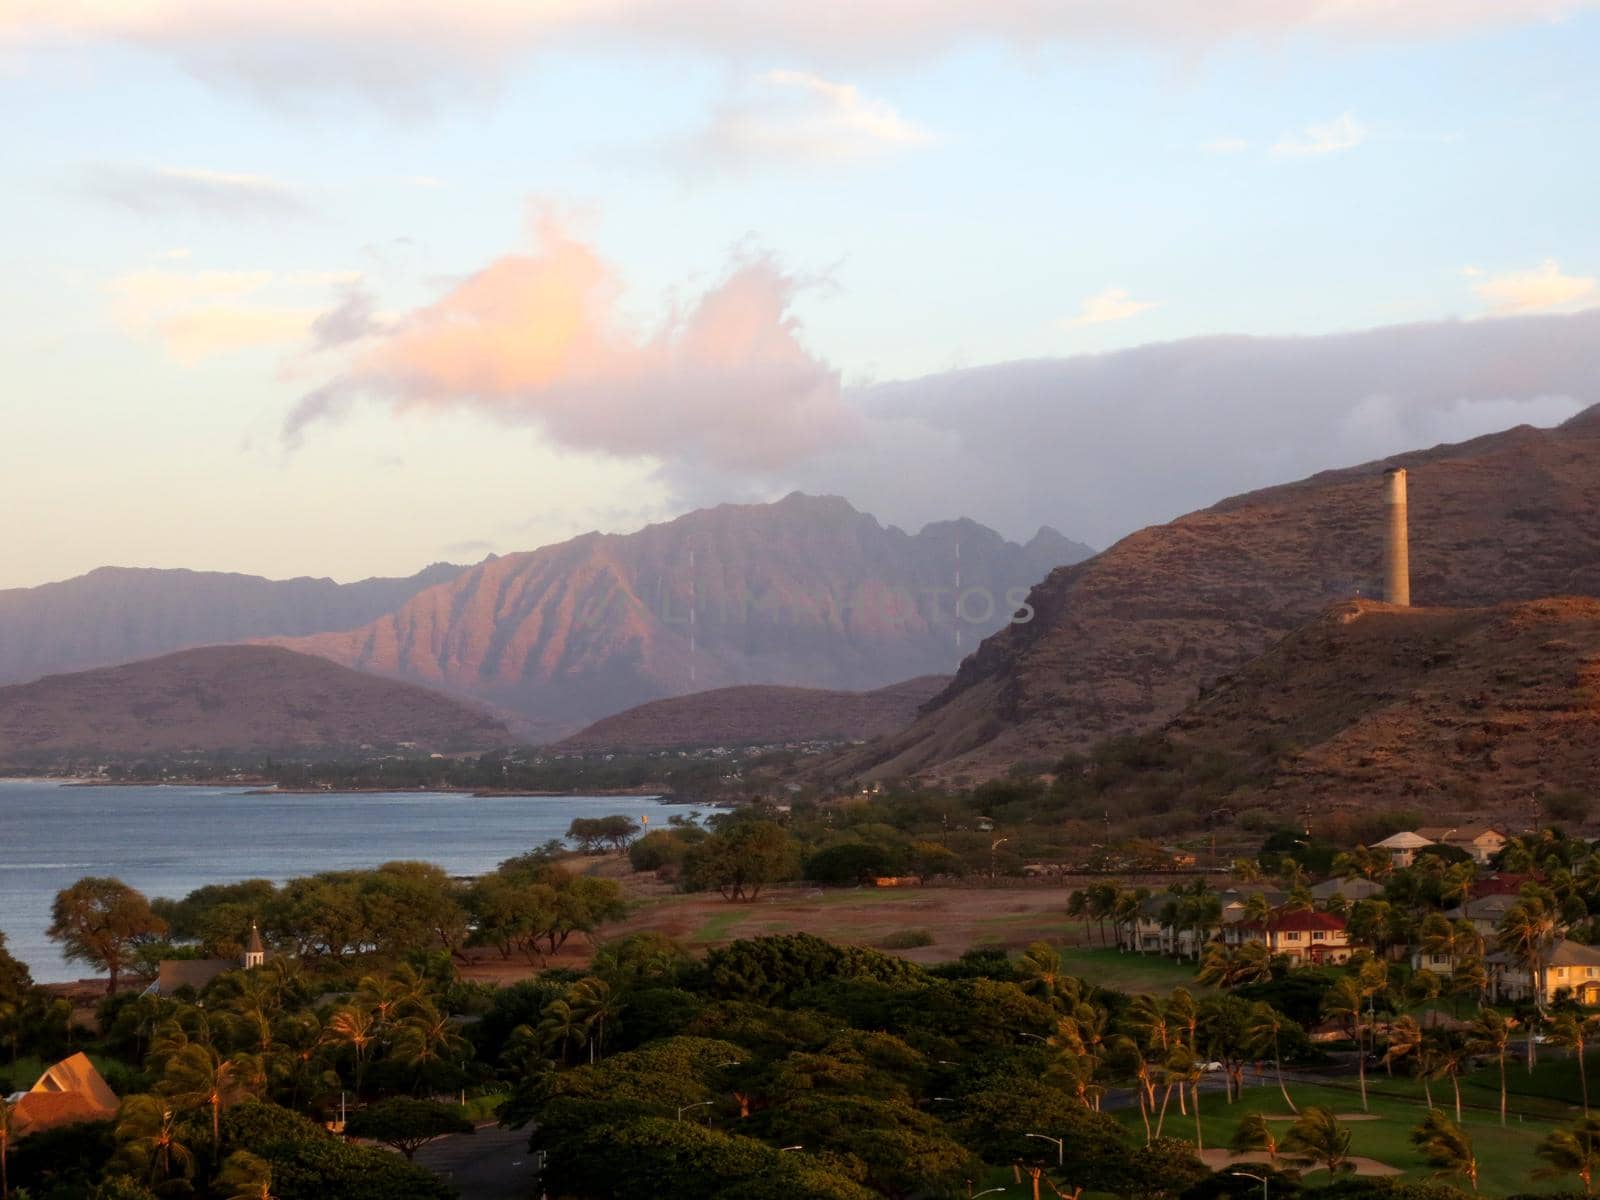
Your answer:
[456,869,1201,995]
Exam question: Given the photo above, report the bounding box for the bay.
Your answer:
[0,779,690,982]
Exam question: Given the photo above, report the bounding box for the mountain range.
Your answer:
[0,563,463,686]
[843,403,1600,781]
[0,645,510,756]
[560,675,951,751]
[267,494,1090,737]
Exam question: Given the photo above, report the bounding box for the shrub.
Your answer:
[879,929,934,950]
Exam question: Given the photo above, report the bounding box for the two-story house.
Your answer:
[1223,910,1357,966]
[1488,939,1600,1006]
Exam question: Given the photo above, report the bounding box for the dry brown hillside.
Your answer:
[847,405,1600,781]
[559,674,950,751]
[0,645,511,756]
[1161,597,1600,819]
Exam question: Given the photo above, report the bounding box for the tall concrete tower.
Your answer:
[1384,467,1411,607]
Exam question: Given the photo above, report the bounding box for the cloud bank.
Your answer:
[79,164,309,216]
[286,212,852,471]
[693,70,933,168]
[749,309,1600,548]
[8,1,1596,103]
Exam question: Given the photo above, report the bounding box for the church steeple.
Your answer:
[243,921,266,970]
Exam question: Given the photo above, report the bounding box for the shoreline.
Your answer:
[8,776,686,799]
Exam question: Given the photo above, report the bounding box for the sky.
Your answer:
[3,1,1599,589]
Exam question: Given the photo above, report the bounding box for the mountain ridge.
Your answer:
[839,406,1600,781]
[269,493,1092,737]
[0,644,510,756]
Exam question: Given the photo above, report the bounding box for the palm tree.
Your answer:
[217,1149,275,1200]
[1549,1012,1597,1115]
[1537,1113,1600,1195]
[1498,894,1561,1067]
[1017,942,1071,1006]
[396,1002,472,1088]
[322,1003,379,1094]
[1230,1111,1279,1163]
[162,1042,260,1158]
[1244,1002,1298,1114]
[1384,1014,1422,1078]
[1283,1106,1353,1176]
[537,997,587,1065]
[1323,976,1369,1113]
[1427,1031,1468,1125]
[115,1094,196,1188]
[0,1095,13,1200]
[569,976,620,1062]
[1411,1108,1479,1191]
[1468,1009,1515,1125]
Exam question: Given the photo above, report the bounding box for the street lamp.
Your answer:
[970,1189,1007,1198]
[779,1145,803,1152]
[1024,1132,1064,1166]
[1232,1171,1269,1200]
[676,1101,714,1121]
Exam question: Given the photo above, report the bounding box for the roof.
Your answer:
[1242,910,1349,934]
[1549,940,1600,968]
[1373,831,1435,849]
[158,958,237,994]
[1310,877,1384,901]
[247,923,265,955]
[12,1053,119,1137]
[1473,872,1540,898]
[1417,826,1506,843]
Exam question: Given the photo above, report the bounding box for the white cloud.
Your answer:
[107,268,353,363]
[1272,112,1367,156]
[1200,137,1250,154]
[6,2,1595,104]
[1065,287,1160,326]
[695,70,933,167]
[1474,259,1598,313]
[79,163,309,216]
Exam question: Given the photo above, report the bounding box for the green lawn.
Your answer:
[1115,1080,1568,1197]
[1057,947,1211,995]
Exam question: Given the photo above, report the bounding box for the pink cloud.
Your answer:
[286,211,852,471]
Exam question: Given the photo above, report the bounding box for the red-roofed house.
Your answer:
[1222,910,1358,966]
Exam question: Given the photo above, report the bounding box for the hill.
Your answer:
[0,645,511,756]
[271,494,1091,737]
[559,675,951,751]
[1082,597,1600,829]
[0,562,466,686]
[844,404,1600,781]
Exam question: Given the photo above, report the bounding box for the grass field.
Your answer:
[1108,1079,1572,1196]
[1056,947,1211,995]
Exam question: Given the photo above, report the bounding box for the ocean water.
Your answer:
[0,780,687,982]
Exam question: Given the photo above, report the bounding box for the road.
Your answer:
[414,1123,539,1200]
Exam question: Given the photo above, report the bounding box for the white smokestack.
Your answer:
[1384,467,1411,607]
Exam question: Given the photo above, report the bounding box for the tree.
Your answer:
[1467,1009,1514,1125]
[1323,976,1369,1113]
[1549,1012,1598,1115]
[1244,1002,1300,1114]
[1537,1113,1600,1194]
[684,822,798,901]
[1283,1107,1352,1177]
[216,1149,275,1200]
[0,1095,12,1200]
[1229,1112,1278,1164]
[344,1098,472,1161]
[48,878,167,994]
[114,1094,196,1189]
[1410,1109,1478,1192]
[162,1042,260,1159]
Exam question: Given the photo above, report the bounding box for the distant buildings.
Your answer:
[154,921,267,995]
[1415,826,1509,865]
[1489,939,1600,1006]
[1372,831,1435,869]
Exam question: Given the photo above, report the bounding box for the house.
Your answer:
[1309,877,1384,904]
[1473,872,1540,898]
[1416,826,1508,865]
[1218,888,1287,924]
[1372,831,1434,869]
[1118,896,1201,958]
[1489,939,1600,1006]
[1442,893,1521,940]
[1223,910,1357,966]
[154,922,267,995]
[6,1052,120,1138]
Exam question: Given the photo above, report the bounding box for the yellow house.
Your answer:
[1489,940,1600,1006]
